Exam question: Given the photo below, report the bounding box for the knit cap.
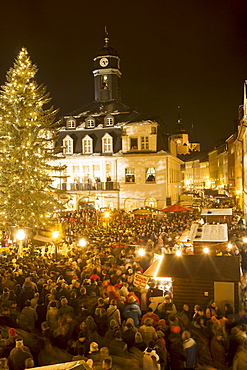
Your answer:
[8,328,16,337]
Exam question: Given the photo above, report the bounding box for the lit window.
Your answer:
[101,75,109,89]
[82,135,93,154]
[63,135,73,154]
[86,117,95,128]
[130,138,138,150]
[105,115,114,126]
[67,118,76,129]
[141,137,149,150]
[125,168,135,183]
[102,134,113,153]
[146,168,156,182]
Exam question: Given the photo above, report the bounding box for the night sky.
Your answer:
[1,0,247,151]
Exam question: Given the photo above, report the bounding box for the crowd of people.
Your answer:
[0,209,246,369]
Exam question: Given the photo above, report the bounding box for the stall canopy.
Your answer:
[160,204,192,212]
[130,206,160,214]
[144,254,240,282]
[33,235,53,243]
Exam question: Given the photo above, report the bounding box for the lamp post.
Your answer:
[104,211,110,231]
[16,229,25,257]
[52,230,59,261]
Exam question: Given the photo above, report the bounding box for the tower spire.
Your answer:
[177,104,181,123]
[104,26,109,46]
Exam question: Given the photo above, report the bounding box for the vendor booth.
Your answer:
[145,254,240,312]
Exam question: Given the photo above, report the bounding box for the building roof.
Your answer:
[144,254,240,281]
[178,150,208,162]
[188,223,228,242]
[201,208,232,216]
[189,124,199,143]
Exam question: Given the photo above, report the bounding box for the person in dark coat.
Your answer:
[109,330,127,355]
[8,338,33,370]
[122,322,136,349]
[168,333,187,370]
[133,331,146,352]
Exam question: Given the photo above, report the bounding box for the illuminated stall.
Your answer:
[144,254,240,312]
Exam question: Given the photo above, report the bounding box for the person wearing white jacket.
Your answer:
[107,299,121,326]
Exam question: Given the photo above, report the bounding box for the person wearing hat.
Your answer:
[141,307,160,329]
[8,338,33,370]
[139,317,158,346]
[58,296,74,318]
[157,295,177,322]
[107,299,121,326]
[20,299,38,332]
[87,342,100,363]
[123,296,142,326]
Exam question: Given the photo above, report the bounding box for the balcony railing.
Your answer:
[57,181,119,191]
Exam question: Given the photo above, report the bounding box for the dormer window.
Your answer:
[66,118,76,129]
[105,114,114,127]
[86,116,95,128]
[63,135,73,154]
[102,133,113,153]
[82,135,93,154]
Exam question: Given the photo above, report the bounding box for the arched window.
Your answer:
[146,167,156,182]
[82,135,93,154]
[63,135,73,154]
[102,133,113,153]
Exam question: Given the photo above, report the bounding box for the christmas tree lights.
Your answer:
[0,47,65,231]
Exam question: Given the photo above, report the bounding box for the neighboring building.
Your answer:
[53,36,182,211]
[237,80,247,214]
[226,134,237,199]
[171,107,190,155]
[179,151,209,194]
[188,124,201,152]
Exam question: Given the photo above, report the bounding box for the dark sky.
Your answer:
[1,0,247,151]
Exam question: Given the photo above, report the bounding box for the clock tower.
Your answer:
[93,36,122,101]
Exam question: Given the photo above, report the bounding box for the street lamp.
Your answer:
[52,231,59,261]
[138,248,145,257]
[78,238,87,247]
[104,211,110,231]
[16,229,25,256]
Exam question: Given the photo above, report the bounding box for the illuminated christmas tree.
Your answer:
[0,47,65,231]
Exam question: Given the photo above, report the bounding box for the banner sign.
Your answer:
[133,272,149,289]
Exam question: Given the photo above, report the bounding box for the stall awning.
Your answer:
[33,235,53,243]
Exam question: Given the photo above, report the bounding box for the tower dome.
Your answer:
[95,36,119,58]
[93,33,122,102]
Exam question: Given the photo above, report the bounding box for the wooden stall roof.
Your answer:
[201,208,232,216]
[144,254,240,282]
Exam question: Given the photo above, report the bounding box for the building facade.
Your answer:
[52,37,182,211]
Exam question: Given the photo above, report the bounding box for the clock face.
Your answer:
[99,57,109,67]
